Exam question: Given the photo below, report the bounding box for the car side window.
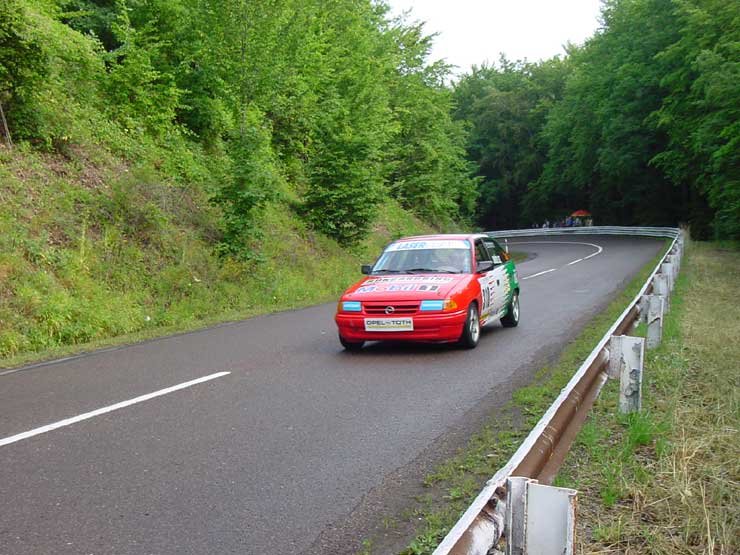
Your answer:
[484,239,509,265]
[475,240,492,263]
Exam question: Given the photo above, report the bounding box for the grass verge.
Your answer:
[508,250,528,264]
[0,146,432,368]
[357,241,672,554]
[555,240,739,553]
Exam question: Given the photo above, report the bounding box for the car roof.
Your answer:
[391,233,489,243]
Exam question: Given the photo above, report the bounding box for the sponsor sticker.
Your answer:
[386,240,470,252]
[364,276,454,284]
[357,275,453,294]
[364,318,414,332]
[357,283,442,294]
[357,285,379,293]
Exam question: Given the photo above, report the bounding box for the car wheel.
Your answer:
[500,292,520,328]
[459,303,481,349]
[339,334,364,351]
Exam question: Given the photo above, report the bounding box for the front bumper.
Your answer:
[335,309,468,343]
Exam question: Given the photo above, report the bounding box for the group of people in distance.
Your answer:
[533,216,593,229]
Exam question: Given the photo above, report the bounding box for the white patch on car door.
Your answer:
[478,270,496,321]
[490,264,509,316]
[484,240,513,318]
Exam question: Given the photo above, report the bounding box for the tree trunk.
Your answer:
[0,101,12,147]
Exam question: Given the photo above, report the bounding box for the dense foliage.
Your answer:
[456,0,739,239]
[1,0,737,251]
[0,0,478,249]
[454,57,570,230]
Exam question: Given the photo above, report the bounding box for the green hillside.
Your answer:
[0,143,433,361]
[0,0,469,362]
[1,0,737,363]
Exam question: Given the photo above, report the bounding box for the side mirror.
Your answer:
[476,260,494,273]
[361,264,373,275]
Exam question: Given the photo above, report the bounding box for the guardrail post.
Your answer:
[638,295,649,324]
[667,253,680,274]
[608,336,645,413]
[506,477,530,554]
[673,254,681,273]
[645,295,664,349]
[674,237,684,262]
[505,477,577,555]
[608,336,620,379]
[661,262,676,289]
[653,274,671,312]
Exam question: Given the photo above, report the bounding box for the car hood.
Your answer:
[343,274,469,300]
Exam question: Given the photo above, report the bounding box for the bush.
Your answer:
[212,106,281,257]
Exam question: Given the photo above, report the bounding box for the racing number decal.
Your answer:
[482,283,491,312]
[478,274,495,316]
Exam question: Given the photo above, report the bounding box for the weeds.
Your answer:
[392,241,737,555]
[0,146,431,366]
[564,240,740,554]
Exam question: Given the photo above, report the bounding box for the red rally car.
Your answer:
[335,234,520,350]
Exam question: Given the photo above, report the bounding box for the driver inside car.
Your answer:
[434,249,469,273]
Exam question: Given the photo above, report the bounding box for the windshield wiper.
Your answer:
[406,268,460,274]
[372,268,402,274]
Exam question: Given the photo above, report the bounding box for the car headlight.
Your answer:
[420,299,458,311]
[341,301,362,312]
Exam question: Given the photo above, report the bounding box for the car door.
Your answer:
[483,238,511,316]
[474,239,496,322]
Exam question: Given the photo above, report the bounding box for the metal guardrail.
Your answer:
[487,226,680,239]
[434,227,683,555]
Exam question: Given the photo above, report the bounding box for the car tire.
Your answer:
[500,292,520,328]
[339,334,364,351]
[459,303,481,349]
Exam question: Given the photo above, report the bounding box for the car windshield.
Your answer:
[372,242,471,275]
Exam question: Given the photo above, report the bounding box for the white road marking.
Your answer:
[0,371,231,448]
[522,268,556,280]
[508,240,604,267]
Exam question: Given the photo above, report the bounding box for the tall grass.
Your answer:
[0,145,431,366]
[388,241,738,555]
[559,240,739,553]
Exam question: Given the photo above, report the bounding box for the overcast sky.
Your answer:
[385,0,604,75]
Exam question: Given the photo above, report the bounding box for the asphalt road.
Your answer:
[0,236,664,555]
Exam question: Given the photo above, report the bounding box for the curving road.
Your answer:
[0,236,664,555]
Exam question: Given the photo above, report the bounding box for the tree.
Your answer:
[0,0,48,140]
[533,0,680,227]
[652,0,740,238]
[384,21,478,227]
[302,0,396,245]
[453,57,569,229]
